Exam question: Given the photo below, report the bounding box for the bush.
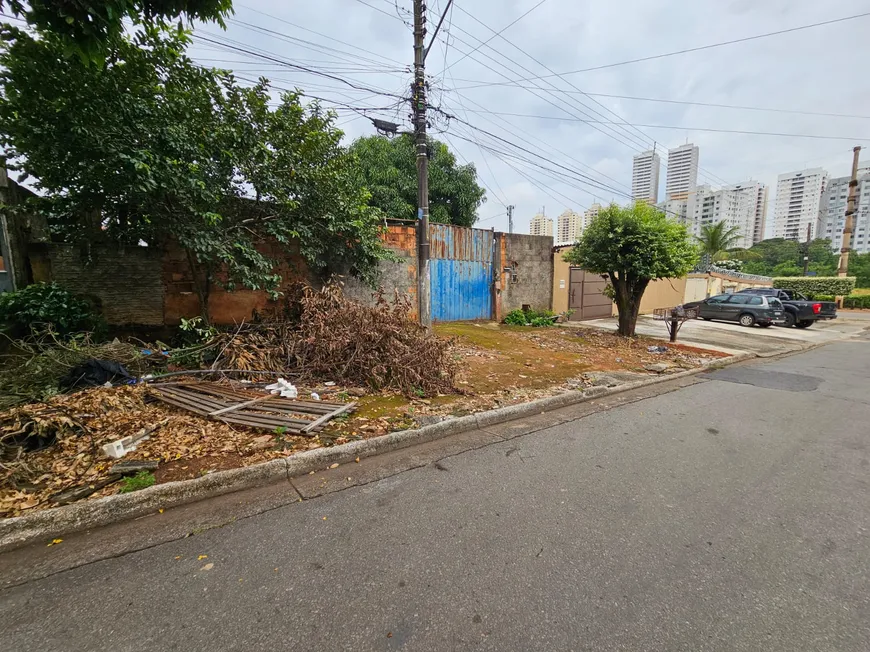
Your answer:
[844,295,870,309]
[503,308,556,327]
[773,277,856,297]
[0,282,104,338]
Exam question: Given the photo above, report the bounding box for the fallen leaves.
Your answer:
[46,538,62,547]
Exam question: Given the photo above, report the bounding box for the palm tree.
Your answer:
[696,221,742,258]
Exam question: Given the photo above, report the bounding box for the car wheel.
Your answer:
[796,320,814,329]
[779,312,796,328]
[739,313,756,327]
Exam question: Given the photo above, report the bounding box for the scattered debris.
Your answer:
[108,460,159,475]
[265,378,298,398]
[101,419,168,459]
[61,359,135,390]
[647,346,669,354]
[150,382,355,434]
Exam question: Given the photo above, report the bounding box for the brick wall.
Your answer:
[497,233,554,316]
[29,243,165,325]
[162,239,309,325]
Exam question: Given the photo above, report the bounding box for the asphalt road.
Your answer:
[2,340,869,651]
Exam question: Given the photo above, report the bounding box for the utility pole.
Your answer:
[413,0,430,328]
[838,146,862,277]
[803,222,811,276]
[507,205,514,235]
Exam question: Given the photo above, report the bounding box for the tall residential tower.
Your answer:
[631,150,660,204]
[772,168,828,241]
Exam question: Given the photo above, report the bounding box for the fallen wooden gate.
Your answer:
[151,383,355,435]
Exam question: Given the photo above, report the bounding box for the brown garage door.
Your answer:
[568,268,612,320]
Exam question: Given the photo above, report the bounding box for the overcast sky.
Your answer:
[187,0,870,237]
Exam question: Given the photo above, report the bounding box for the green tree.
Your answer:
[350,134,486,227]
[0,0,232,63]
[0,26,390,316]
[696,221,742,258]
[848,252,870,288]
[563,202,698,337]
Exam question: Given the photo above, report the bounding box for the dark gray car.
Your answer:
[683,293,785,327]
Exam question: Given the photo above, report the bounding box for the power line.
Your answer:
[450,4,656,152]
[235,3,406,67]
[453,109,870,141]
[193,33,406,100]
[443,0,549,72]
[430,24,652,152]
[461,11,870,86]
[437,86,633,195]
[446,6,737,188]
[449,84,870,121]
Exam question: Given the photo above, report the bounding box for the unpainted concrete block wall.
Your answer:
[499,233,554,314]
[342,224,418,319]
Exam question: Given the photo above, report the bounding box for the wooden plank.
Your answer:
[208,394,275,417]
[302,402,357,433]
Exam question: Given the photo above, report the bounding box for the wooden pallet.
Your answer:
[150,382,355,435]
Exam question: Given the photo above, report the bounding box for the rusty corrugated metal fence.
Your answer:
[429,224,493,321]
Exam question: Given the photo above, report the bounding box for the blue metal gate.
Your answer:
[429,224,493,321]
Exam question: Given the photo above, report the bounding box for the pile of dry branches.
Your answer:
[212,284,456,395]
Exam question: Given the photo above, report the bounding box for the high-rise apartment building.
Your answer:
[631,150,660,204]
[659,198,695,235]
[752,184,769,244]
[818,171,870,253]
[529,213,553,237]
[556,209,584,244]
[666,144,699,201]
[584,203,601,226]
[687,181,768,249]
[772,168,828,241]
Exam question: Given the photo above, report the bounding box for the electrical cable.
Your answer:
[443,0,549,72]
[461,11,870,86]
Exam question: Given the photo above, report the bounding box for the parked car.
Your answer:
[682,293,786,327]
[736,288,837,328]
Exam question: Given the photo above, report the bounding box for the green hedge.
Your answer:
[844,295,870,309]
[773,277,856,296]
[807,294,835,301]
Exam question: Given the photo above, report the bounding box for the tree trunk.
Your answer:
[185,249,211,324]
[612,276,650,337]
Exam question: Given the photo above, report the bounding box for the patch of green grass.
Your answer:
[119,471,156,493]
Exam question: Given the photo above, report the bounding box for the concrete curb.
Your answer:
[0,351,756,552]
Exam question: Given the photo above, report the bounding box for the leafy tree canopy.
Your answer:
[350,134,486,227]
[0,0,232,63]
[0,25,390,311]
[733,237,838,278]
[563,202,698,336]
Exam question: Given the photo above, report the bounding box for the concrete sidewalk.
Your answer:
[571,313,869,357]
